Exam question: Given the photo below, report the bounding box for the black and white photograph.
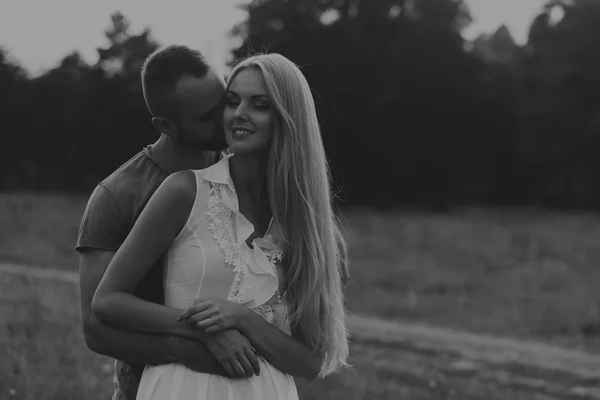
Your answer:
[1,0,600,399]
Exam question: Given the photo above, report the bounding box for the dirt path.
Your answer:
[2,263,600,399]
[347,317,600,399]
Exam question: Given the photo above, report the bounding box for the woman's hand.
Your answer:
[177,298,251,334]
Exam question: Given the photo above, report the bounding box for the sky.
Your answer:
[0,0,547,77]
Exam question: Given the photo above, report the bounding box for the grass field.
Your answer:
[345,207,600,352]
[2,193,600,399]
[4,268,596,400]
[1,271,452,400]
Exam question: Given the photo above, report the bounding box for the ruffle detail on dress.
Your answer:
[206,181,280,310]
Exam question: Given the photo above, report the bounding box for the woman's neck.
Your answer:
[229,152,269,201]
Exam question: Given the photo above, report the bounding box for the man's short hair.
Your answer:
[141,45,210,119]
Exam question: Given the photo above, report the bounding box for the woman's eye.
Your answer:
[254,102,270,110]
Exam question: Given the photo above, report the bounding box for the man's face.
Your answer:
[172,71,227,151]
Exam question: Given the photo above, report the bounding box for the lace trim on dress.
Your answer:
[257,250,285,325]
[264,249,283,265]
[207,182,285,326]
[207,183,249,303]
[253,292,281,325]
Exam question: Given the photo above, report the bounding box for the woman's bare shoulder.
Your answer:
[149,170,198,218]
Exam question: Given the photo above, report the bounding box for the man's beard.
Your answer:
[202,129,228,151]
[177,124,227,152]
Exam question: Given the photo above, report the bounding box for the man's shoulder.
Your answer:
[100,149,168,203]
[76,148,168,254]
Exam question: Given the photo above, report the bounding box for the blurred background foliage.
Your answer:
[2,0,600,211]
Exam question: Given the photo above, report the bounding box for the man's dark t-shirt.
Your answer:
[76,146,216,400]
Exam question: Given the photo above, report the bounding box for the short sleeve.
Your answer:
[75,183,127,253]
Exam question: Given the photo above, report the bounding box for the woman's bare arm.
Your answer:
[92,171,202,339]
[238,309,323,382]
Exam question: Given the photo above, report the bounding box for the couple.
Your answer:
[76,44,349,400]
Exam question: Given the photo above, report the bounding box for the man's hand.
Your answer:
[204,329,261,378]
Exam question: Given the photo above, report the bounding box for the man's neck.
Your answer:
[149,133,215,175]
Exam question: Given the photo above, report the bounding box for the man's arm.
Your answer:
[79,249,224,374]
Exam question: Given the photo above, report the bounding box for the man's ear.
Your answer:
[151,117,175,136]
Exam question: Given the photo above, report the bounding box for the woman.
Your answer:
[92,53,349,399]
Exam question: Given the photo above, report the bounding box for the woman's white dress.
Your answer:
[136,154,298,400]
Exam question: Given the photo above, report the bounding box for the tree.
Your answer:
[74,11,160,189]
[0,49,32,188]
[1,12,162,192]
[97,12,159,81]
[517,0,600,208]
[26,51,95,189]
[230,0,503,208]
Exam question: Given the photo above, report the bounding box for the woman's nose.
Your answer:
[233,102,249,120]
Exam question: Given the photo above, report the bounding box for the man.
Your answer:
[76,45,260,400]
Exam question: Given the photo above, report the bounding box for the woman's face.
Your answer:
[223,68,275,156]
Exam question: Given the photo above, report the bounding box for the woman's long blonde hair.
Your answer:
[227,53,349,376]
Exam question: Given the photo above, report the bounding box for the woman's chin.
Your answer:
[227,143,268,157]
[226,143,246,155]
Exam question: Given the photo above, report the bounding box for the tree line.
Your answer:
[2,0,600,211]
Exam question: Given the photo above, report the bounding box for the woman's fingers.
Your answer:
[184,309,215,326]
[204,324,224,334]
[195,316,221,331]
[177,301,211,321]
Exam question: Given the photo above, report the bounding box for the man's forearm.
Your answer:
[84,316,228,376]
